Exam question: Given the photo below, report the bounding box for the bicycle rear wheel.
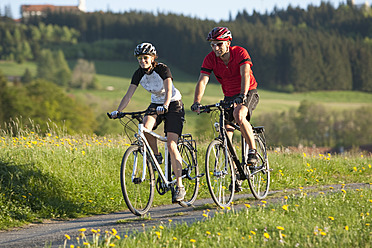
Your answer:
[177,142,199,207]
[121,145,155,216]
[205,139,235,208]
[247,134,270,199]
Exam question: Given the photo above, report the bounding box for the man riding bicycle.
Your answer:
[191,27,260,190]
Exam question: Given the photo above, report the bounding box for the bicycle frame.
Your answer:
[133,123,179,188]
[203,101,250,180]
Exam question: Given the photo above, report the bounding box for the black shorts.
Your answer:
[145,100,185,136]
[224,89,259,122]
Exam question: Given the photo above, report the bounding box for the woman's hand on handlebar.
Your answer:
[110,110,120,119]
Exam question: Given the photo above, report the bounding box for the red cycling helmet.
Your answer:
[206,27,232,41]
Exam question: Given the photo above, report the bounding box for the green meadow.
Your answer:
[0,130,371,247]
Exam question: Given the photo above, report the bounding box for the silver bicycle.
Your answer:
[108,110,202,216]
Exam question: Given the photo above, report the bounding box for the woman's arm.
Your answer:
[116,84,137,111]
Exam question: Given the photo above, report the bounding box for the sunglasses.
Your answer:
[210,42,225,48]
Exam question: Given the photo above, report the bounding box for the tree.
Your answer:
[37,49,55,81]
[54,50,71,87]
[24,79,96,134]
[36,49,71,86]
[21,68,33,84]
[70,59,98,89]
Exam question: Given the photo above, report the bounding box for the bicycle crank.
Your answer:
[156,177,169,195]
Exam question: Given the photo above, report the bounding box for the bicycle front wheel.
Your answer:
[205,139,235,208]
[120,145,155,216]
[177,142,199,207]
[247,134,270,199]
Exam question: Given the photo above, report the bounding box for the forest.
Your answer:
[1,1,372,92]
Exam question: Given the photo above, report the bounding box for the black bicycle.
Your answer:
[108,110,202,216]
[199,100,270,207]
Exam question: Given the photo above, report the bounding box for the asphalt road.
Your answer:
[0,183,368,248]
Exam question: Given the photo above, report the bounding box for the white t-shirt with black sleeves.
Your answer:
[130,63,182,104]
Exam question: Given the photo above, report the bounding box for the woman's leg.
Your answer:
[167,132,183,187]
[143,115,158,154]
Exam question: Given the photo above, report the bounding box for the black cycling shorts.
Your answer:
[223,89,259,122]
[145,100,185,136]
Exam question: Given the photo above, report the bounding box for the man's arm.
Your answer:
[193,73,210,104]
[240,63,251,95]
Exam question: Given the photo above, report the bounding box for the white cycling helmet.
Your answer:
[134,42,157,57]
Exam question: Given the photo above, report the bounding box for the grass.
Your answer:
[0,125,371,230]
[0,60,37,77]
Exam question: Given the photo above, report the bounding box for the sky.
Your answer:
[3,0,365,21]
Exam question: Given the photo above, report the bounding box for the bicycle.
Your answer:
[108,110,202,216]
[199,100,270,208]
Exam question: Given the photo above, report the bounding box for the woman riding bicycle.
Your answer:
[110,42,186,202]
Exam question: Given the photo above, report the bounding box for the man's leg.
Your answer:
[233,105,255,150]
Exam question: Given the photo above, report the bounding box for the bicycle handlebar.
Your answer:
[107,110,147,120]
[199,100,234,114]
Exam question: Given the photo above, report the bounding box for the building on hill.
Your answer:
[21,0,86,21]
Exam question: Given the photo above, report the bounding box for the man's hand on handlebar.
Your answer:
[233,93,247,105]
[191,102,201,113]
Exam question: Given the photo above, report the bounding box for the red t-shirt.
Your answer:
[201,46,257,97]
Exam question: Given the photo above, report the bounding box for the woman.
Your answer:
[110,42,186,202]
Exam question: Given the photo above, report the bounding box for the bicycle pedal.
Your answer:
[133,178,142,184]
[196,173,205,178]
[182,168,188,176]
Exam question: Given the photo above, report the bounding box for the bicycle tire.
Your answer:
[120,145,155,216]
[205,139,235,208]
[177,142,199,207]
[247,134,270,199]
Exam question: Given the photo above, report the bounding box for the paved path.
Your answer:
[0,183,368,248]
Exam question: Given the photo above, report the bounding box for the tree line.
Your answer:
[1,2,372,91]
[13,1,372,92]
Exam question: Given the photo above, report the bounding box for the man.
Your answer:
[191,27,259,178]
